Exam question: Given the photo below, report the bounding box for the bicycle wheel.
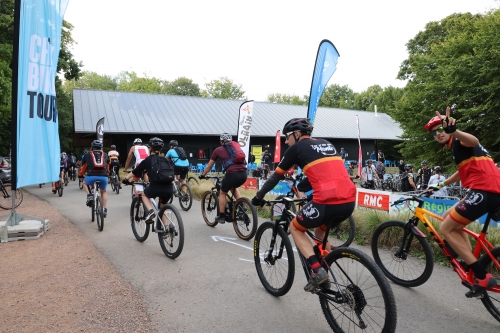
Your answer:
[478,246,500,323]
[178,184,193,211]
[270,195,295,222]
[254,222,295,296]
[320,247,397,333]
[64,173,68,186]
[95,196,104,231]
[157,204,184,259]
[114,178,120,194]
[130,196,149,242]
[233,197,257,240]
[0,184,23,209]
[187,176,199,186]
[79,179,83,189]
[110,178,116,192]
[201,191,219,227]
[57,181,63,197]
[91,194,95,222]
[329,215,355,249]
[371,220,434,287]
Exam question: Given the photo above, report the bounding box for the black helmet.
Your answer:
[148,137,164,150]
[434,166,442,172]
[83,149,88,154]
[349,161,357,165]
[91,140,103,150]
[282,118,313,134]
[405,164,414,170]
[169,140,178,147]
[110,145,116,150]
[421,160,428,165]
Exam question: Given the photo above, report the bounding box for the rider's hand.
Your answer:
[355,175,360,179]
[251,196,264,207]
[199,174,206,179]
[437,181,446,189]
[437,106,457,134]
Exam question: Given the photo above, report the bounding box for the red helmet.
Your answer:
[424,116,443,131]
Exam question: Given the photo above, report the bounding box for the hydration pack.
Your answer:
[174,147,188,161]
[148,155,175,183]
[89,151,105,173]
[222,141,247,171]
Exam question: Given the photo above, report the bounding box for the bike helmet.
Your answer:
[110,145,116,150]
[220,133,232,142]
[133,138,142,145]
[404,164,414,170]
[169,140,178,147]
[148,137,164,150]
[366,159,373,164]
[434,166,442,172]
[83,149,88,154]
[421,160,428,165]
[282,118,313,134]
[91,140,103,149]
[425,115,444,131]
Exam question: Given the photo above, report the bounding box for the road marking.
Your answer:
[211,235,254,251]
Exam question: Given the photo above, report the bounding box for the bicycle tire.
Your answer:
[320,247,397,333]
[96,196,104,231]
[270,195,296,222]
[57,181,63,197]
[91,194,95,222]
[371,220,434,287]
[79,179,83,189]
[478,246,500,323]
[115,178,120,194]
[130,196,149,242]
[157,204,184,259]
[329,215,356,249]
[201,191,219,227]
[178,184,193,211]
[254,221,295,296]
[64,174,68,186]
[232,197,257,240]
[187,176,199,186]
[110,178,116,191]
[0,184,23,209]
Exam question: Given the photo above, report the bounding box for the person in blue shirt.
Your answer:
[166,140,190,185]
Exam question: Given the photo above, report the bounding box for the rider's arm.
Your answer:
[124,147,134,170]
[200,159,215,177]
[131,156,148,178]
[442,171,460,186]
[453,130,479,148]
[408,177,416,190]
[78,163,87,177]
[255,145,296,199]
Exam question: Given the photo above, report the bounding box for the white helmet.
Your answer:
[133,138,142,145]
[220,133,232,142]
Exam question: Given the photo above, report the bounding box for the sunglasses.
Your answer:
[285,131,297,140]
[430,126,445,136]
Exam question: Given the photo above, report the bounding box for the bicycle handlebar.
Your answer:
[390,188,437,206]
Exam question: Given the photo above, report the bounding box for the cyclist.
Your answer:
[124,138,150,181]
[68,152,77,179]
[166,140,189,186]
[78,140,109,217]
[401,164,417,192]
[251,118,356,292]
[122,138,174,227]
[425,106,500,297]
[199,133,247,225]
[108,144,121,187]
[52,152,68,193]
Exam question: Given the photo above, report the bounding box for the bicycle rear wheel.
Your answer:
[110,178,116,192]
[57,181,63,197]
[320,247,397,333]
[233,197,257,240]
[79,178,83,189]
[114,178,120,194]
[96,196,104,231]
[478,246,500,323]
[64,173,68,186]
[0,184,23,209]
[157,204,184,259]
[371,220,434,287]
[201,191,219,227]
[130,196,149,242]
[254,222,295,296]
[178,184,192,211]
[329,215,355,249]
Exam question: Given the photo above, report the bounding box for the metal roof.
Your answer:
[73,89,403,140]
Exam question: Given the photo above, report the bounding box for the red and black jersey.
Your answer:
[275,138,356,204]
[447,137,500,194]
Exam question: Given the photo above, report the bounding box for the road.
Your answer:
[26,181,500,333]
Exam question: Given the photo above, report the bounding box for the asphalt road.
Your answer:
[26,181,500,333]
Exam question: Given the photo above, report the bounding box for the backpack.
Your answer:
[89,151,105,173]
[401,172,412,192]
[148,155,175,183]
[69,155,77,165]
[174,147,188,161]
[222,141,247,170]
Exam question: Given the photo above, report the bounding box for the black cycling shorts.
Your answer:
[294,201,355,231]
[221,171,247,193]
[174,166,189,180]
[450,189,500,226]
[144,182,174,203]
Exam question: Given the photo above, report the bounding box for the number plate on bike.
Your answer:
[135,184,144,192]
[273,203,285,216]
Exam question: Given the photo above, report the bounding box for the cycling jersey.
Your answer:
[446,137,500,194]
[133,145,149,167]
[166,148,189,167]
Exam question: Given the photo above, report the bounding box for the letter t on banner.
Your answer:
[274,130,281,163]
[237,100,254,161]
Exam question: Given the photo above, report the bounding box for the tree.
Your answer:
[266,93,306,105]
[201,76,245,100]
[116,71,166,94]
[372,86,404,114]
[393,11,500,170]
[354,85,383,111]
[319,84,356,109]
[62,70,117,95]
[164,76,200,96]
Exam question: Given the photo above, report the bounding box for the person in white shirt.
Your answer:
[428,166,448,197]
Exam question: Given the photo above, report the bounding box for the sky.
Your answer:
[63,0,498,102]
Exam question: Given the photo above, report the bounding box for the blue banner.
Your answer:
[307,40,339,126]
[16,0,69,188]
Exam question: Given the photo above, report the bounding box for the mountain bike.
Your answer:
[201,175,258,240]
[69,165,77,181]
[166,179,192,211]
[270,173,355,249]
[87,181,104,231]
[63,169,69,186]
[254,196,397,332]
[126,181,184,259]
[371,189,500,323]
[109,166,120,194]
[0,179,23,210]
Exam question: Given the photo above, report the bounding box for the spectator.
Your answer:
[249,153,256,164]
[398,160,405,174]
[428,166,448,197]
[370,151,376,161]
[262,164,270,180]
[376,160,386,180]
[361,160,380,189]
[251,166,262,178]
[346,161,359,183]
[261,150,271,169]
[378,150,385,163]
[416,160,432,189]
[339,148,346,162]
[401,164,417,192]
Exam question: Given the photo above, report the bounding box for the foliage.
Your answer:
[164,76,201,96]
[201,76,246,100]
[393,11,500,169]
[266,93,306,105]
[62,70,117,95]
[319,84,356,109]
[354,85,384,111]
[116,71,167,94]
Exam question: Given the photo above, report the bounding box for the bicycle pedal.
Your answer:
[461,280,473,290]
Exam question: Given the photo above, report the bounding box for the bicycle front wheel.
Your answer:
[157,204,184,259]
[130,196,149,242]
[478,246,500,323]
[79,179,83,189]
[254,222,295,296]
[178,184,193,211]
[110,178,116,191]
[201,191,219,227]
[95,196,104,231]
[371,220,433,287]
[320,247,397,333]
[330,215,355,249]
[233,197,257,240]
[0,184,23,209]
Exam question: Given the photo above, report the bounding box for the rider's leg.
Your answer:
[219,190,227,216]
[230,187,241,200]
[440,217,475,264]
[314,226,331,252]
